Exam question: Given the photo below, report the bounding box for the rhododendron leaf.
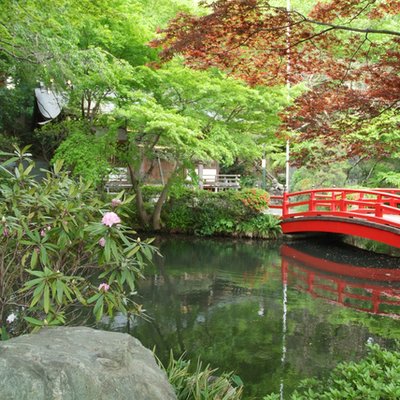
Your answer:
[43,285,50,314]
[23,317,44,327]
[94,296,104,321]
[30,251,38,269]
[56,280,64,304]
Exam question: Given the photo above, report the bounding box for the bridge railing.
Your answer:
[269,195,284,210]
[281,252,400,317]
[202,174,241,192]
[281,188,400,228]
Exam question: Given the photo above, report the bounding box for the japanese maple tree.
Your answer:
[153,0,400,163]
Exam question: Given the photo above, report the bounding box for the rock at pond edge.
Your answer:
[0,326,177,400]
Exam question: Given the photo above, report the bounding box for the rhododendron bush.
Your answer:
[0,147,157,340]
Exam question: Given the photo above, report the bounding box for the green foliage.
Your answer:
[264,343,400,400]
[1,0,290,232]
[0,133,20,153]
[373,171,400,188]
[127,62,287,165]
[291,163,348,191]
[237,215,282,239]
[161,188,280,238]
[0,147,156,338]
[52,121,116,185]
[141,185,164,202]
[343,109,400,159]
[161,353,243,400]
[0,0,197,145]
[163,189,246,235]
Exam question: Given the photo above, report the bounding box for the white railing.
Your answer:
[104,168,132,193]
[202,174,241,192]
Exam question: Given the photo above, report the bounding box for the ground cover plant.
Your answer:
[263,343,400,400]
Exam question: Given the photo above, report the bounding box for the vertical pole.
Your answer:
[262,144,266,190]
[285,140,290,193]
[198,163,204,190]
[281,4,291,400]
[280,257,288,400]
[285,0,291,194]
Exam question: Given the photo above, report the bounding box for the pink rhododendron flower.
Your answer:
[98,237,106,247]
[101,212,121,227]
[98,283,110,292]
[111,198,122,207]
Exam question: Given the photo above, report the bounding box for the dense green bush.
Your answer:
[141,184,164,202]
[0,147,156,339]
[160,188,280,238]
[264,343,400,400]
[51,121,115,186]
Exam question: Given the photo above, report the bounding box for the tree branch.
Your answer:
[300,15,400,37]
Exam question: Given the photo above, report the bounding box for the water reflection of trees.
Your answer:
[104,237,400,399]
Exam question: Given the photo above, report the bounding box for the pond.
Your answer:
[101,235,400,399]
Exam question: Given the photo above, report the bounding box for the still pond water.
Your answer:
[103,236,400,399]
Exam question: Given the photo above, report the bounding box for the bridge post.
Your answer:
[340,191,346,212]
[331,191,336,211]
[372,290,380,313]
[375,203,383,217]
[375,193,383,217]
[337,281,345,303]
[283,192,289,217]
[310,191,315,212]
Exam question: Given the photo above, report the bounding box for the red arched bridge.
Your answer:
[270,188,400,248]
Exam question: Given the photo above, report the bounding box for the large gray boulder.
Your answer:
[0,326,177,400]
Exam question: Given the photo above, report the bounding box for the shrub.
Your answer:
[236,188,270,212]
[161,188,279,238]
[162,189,256,236]
[0,146,156,339]
[141,185,163,202]
[263,343,400,400]
[51,121,115,186]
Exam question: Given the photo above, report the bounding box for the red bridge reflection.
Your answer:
[281,244,400,318]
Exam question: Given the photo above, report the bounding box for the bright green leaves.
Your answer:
[21,267,82,315]
[264,343,400,400]
[52,122,116,186]
[19,267,80,331]
[127,62,288,165]
[162,352,244,400]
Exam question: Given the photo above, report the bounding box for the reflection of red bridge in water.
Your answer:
[270,188,400,248]
[281,244,400,318]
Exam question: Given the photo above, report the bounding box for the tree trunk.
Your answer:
[152,163,180,231]
[127,164,149,227]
